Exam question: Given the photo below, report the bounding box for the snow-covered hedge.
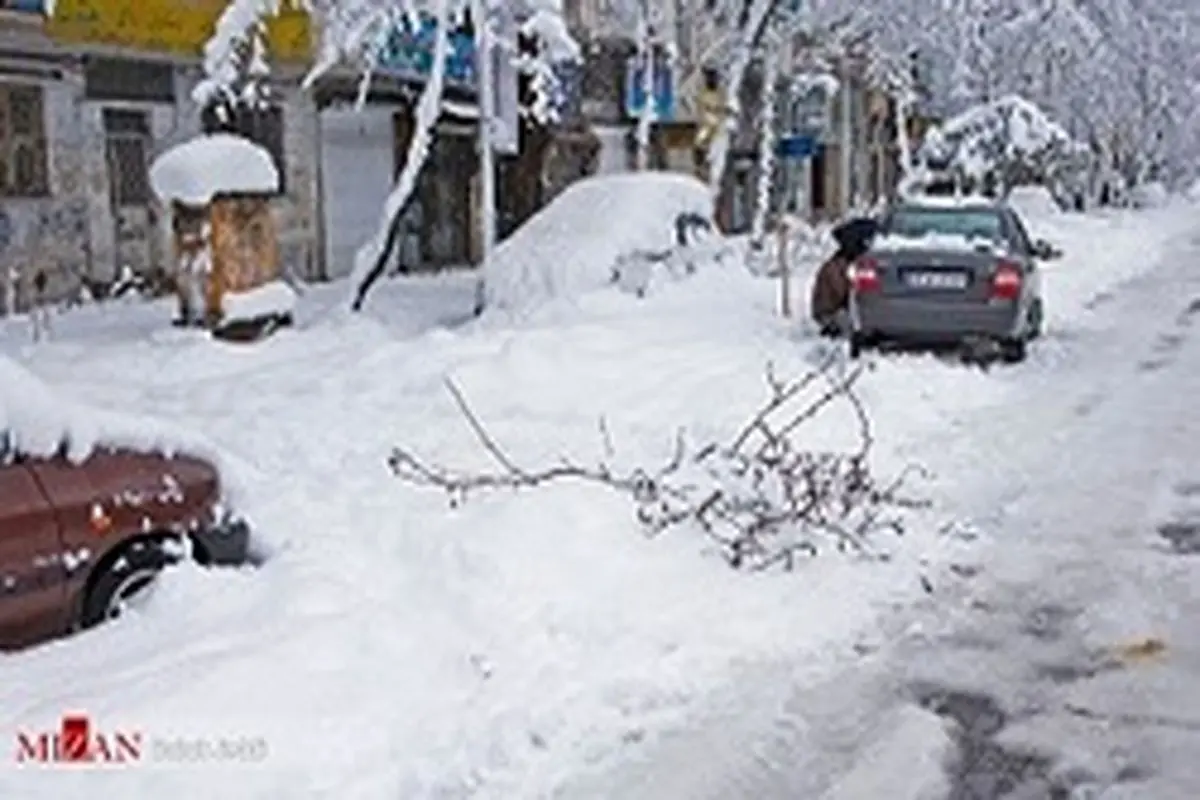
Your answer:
[481,172,713,315]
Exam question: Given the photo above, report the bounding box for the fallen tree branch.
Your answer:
[387,359,925,570]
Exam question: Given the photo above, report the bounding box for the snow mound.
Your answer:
[222,280,297,323]
[1007,186,1062,219]
[150,133,280,206]
[920,95,1082,179]
[482,172,712,315]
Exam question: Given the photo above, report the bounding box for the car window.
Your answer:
[1006,211,1034,255]
[883,207,1005,242]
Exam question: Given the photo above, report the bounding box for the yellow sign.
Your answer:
[48,0,311,61]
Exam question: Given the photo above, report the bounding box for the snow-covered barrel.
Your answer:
[150,133,295,339]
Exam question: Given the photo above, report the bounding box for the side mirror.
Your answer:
[1032,239,1063,261]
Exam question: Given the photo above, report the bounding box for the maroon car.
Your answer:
[0,432,249,651]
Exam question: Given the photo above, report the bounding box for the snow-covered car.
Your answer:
[480,173,719,314]
[0,358,249,651]
[848,195,1060,362]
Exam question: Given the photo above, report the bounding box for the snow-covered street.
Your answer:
[560,211,1200,798]
[1,193,1198,797]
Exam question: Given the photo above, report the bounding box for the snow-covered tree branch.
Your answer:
[202,0,580,309]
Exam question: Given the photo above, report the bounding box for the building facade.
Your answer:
[0,0,320,311]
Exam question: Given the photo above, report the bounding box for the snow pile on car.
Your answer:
[149,133,280,206]
[874,231,1009,255]
[481,172,713,316]
[0,354,257,519]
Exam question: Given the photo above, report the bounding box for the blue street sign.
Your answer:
[376,16,478,87]
[777,134,818,159]
[624,53,675,121]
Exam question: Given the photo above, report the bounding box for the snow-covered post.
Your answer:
[634,0,656,171]
[2,265,15,317]
[893,86,914,183]
[777,216,790,317]
[474,0,498,268]
[750,31,779,256]
[838,53,852,216]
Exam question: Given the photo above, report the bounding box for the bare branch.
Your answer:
[388,358,925,571]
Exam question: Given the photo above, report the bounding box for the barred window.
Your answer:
[0,84,48,197]
[104,108,151,206]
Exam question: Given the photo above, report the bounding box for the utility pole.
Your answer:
[839,53,852,216]
[472,0,496,313]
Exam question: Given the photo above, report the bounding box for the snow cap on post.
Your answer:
[149,133,280,206]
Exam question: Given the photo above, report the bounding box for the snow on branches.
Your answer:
[387,356,926,571]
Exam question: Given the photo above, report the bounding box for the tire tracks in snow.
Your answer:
[554,222,1200,799]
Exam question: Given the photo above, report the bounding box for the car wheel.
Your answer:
[999,338,1027,364]
[81,539,178,629]
[849,334,867,359]
[1028,299,1045,339]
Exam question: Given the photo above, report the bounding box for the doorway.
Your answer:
[102,108,157,279]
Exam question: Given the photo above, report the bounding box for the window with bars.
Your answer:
[104,108,152,206]
[0,84,48,197]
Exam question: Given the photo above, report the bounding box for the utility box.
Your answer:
[150,133,295,339]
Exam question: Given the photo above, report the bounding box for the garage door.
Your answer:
[319,106,397,280]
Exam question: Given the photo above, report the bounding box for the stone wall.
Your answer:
[0,73,93,311]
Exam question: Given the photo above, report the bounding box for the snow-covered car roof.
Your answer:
[482,172,712,316]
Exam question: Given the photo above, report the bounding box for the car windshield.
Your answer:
[883,207,1004,242]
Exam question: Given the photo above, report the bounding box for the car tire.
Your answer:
[849,334,867,359]
[81,538,179,629]
[999,338,1027,364]
[1028,299,1045,340]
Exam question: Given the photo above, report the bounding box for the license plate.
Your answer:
[905,270,969,290]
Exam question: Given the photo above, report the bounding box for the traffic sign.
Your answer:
[777,134,818,159]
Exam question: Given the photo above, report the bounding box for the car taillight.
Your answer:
[851,257,881,293]
[990,260,1022,300]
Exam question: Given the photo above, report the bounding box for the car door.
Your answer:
[1002,210,1040,326]
[0,434,69,650]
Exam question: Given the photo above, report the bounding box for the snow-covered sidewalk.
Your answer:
[0,195,1195,797]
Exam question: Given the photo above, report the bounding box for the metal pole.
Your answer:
[777,218,790,317]
[473,0,496,310]
[839,56,852,216]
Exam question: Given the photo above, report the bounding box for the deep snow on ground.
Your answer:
[0,190,1195,798]
[558,201,1200,799]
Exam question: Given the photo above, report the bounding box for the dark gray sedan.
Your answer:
[847,197,1060,362]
